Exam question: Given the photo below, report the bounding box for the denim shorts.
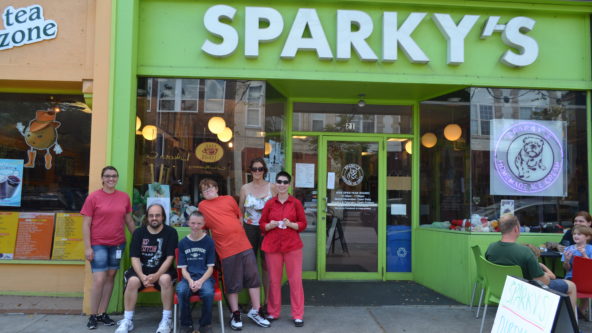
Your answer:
[548,279,569,294]
[91,244,125,272]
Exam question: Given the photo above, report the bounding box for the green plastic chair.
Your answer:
[470,245,486,318]
[479,255,523,333]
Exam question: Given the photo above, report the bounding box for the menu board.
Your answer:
[14,212,55,260]
[51,213,84,260]
[0,212,19,259]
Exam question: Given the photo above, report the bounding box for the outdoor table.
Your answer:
[540,250,563,278]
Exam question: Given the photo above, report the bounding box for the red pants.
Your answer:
[265,248,304,320]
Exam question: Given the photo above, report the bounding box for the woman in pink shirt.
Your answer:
[81,166,135,329]
[259,171,307,327]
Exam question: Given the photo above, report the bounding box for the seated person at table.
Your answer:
[562,225,592,319]
[560,211,592,247]
[524,243,556,280]
[176,211,215,333]
[486,214,578,316]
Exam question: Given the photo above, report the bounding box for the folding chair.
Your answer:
[572,255,592,322]
[479,255,523,333]
[470,245,486,318]
[173,248,225,333]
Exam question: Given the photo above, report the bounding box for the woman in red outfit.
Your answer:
[259,171,307,327]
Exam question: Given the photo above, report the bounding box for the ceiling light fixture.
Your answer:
[357,94,366,108]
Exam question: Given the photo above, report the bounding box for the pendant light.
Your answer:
[421,132,438,148]
[444,124,462,141]
[217,127,233,142]
[208,116,226,134]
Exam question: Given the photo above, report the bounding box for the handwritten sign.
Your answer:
[51,213,84,260]
[14,212,55,259]
[0,212,19,259]
[492,276,560,333]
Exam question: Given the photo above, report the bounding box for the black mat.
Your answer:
[281,280,461,306]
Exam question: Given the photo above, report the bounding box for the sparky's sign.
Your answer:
[0,4,58,51]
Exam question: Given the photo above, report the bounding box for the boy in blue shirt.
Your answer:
[176,211,216,333]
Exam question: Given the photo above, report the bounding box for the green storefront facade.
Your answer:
[106,0,592,310]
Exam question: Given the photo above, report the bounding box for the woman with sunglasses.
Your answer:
[239,157,277,314]
[259,171,307,327]
[81,166,136,330]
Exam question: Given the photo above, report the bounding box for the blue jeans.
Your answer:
[176,278,214,328]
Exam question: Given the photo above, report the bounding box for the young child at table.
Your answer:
[176,211,216,333]
[524,243,555,280]
[562,225,592,279]
[561,225,592,319]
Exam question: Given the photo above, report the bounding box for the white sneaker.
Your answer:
[247,309,271,328]
[229,311,243,331]
[156,319,172,333]
[115,319,134,333]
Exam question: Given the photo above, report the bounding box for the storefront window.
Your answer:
[293,103,412,134]
[0,93,91,211]
[470,88,587,232]
[420,88,588,232]
[135,78,283,227]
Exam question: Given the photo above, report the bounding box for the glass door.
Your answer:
[319,136,385,279]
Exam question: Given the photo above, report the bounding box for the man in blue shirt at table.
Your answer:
[485,214,578,316]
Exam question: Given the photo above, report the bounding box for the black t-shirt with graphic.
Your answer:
[130,224,178,275]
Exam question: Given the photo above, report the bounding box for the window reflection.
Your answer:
[420,88,588,232]
[135,78,284,227]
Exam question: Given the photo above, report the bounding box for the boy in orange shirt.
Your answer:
[197,178,270,331]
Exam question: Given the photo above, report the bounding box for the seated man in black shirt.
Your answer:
[115,203,179,333]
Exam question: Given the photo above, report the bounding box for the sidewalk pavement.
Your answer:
[4,304,589,333]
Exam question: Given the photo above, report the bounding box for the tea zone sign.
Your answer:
[0,5,58,50]
[202,5,538,67]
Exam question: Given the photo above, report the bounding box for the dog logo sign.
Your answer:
[341,163,364,186]
[493,122,563,194]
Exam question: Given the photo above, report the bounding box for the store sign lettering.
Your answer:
[202,5,538,67]
[0,5,57,51]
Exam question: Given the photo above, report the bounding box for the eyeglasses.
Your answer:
[251,167,265,172]
[103,174,118,179]
[202,186,216,193]
[276,180,290,185]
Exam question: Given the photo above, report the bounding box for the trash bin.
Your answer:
[387,225,411,272]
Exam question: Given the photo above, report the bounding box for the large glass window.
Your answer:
[135,79,283,227]
[420,89,587,232]
[0,93,91,211]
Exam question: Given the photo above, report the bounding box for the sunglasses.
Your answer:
[276,180,290,185]
[251,167,265,172]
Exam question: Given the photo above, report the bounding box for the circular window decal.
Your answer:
[341,163,364,186]
[494,122,563,193]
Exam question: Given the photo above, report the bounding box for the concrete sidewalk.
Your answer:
[3,304,588,333]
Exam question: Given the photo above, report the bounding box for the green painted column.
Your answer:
[107,0,140,313]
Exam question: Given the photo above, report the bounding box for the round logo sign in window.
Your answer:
[341,163,364,186]
[494,122,563,193]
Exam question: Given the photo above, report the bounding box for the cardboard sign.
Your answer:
[51,213,84,260]
[0,211,19,259]
[492,276,561,333]
[14,212,55,259]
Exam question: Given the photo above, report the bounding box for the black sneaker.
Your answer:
[259,304,268,318]
[97,313,116,326]
[230,310,243,331]
[294,319,304,327]
[87,315,97,330]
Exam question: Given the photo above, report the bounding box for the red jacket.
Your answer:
[259,195,307,253]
